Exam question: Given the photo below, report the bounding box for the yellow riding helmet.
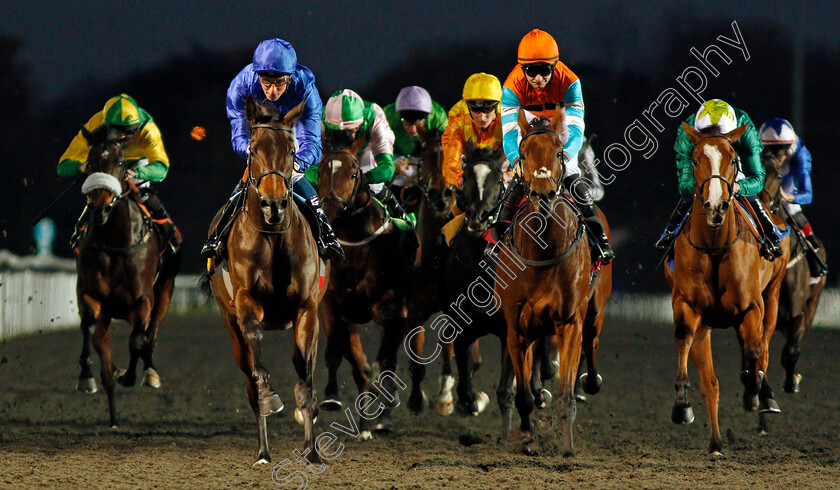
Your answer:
[462,73,502,104]
[102,94,142,126]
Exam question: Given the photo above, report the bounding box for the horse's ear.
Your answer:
[724,123,749,144]
[349,129,367,156]
[283,96,308,126]
[682,121,704,144]
[81,126,94,145]
[550,104,569,146]
[245,96,257,127]
[517,109,530,136]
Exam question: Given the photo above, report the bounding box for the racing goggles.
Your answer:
[522,62,556,78]
[466,101,498,114]
[258,74,292,88]
[400,110,428,125]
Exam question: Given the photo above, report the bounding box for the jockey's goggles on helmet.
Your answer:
[467,101,498,114]
[258,74,291,88]
[400,110,428,124]
[522,62,556,78]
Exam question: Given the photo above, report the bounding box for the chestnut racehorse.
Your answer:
[667,122,789,455]
[496,108,612,456]
[202,97,321,464]
[315,136,408,437]
[760,150,826,394]
[75,127,181,428]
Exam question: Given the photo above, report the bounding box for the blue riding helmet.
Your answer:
[253,38,297,75]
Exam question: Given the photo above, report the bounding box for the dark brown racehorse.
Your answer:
[666,122,789,455]
[760,150,827,394]
[202,97,321,464]
[315,135,407,437]
[75,127,181,428]
[496,108,612,456]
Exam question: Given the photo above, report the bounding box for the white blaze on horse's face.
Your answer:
[703,144,723,206]
[329,160,342,174]
[474,163,491,201]
[533,167,552,179]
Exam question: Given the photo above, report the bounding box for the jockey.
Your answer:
[305,89,410,223]
[383,86,449,187]
[58,94,179,252]
[442,72,512,190]
[655,99,784,260]
[201,38,344,263]
[759,118,827,276]
[496,29,614,263]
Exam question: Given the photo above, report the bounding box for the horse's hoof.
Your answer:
[294,408,318,426]
[710,451,725,459]
[114,368,135,387]
[537,388,552,409]
[140,368,161,389]
[671,404,695,425]
[474,392,490,415]
[373,416,393,433]
[784,374,802,394]
[358,430,373,441]
[408,390,427,413]
[319,398,343,411]
[435,399,454,416]
[76,377,98,394]
[259,394,284,417]
[759,398,781,414]
[253,458,270,466]
[574,385,588,404]
[579,372,603,395]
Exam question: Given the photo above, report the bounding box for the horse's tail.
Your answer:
[197,270,214,299]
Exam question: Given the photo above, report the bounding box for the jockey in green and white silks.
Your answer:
[656,99,784,260]
[305,89,414,229]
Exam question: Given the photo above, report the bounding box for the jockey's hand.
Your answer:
[733,182,741,194]
[393,157,409,175]
[125,169,136,180]
[781,190,795,202]
[80,163,87,174]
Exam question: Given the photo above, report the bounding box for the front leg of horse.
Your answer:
[497,335,516,440]
[117,299,152,387]
[405,318,428,414]
[738,305,768,413]
[319,305,344,412]
[580,311,604,396]
[90,311,118,428]
[508,332,536,454]
[688,326,722,454]
[292,302,320,463]
[234,293,283,416]
[781,320,804,393]
[343,323,374,439]
[671,301,700,425]
[454,336,488,416]
[76,307,98,394]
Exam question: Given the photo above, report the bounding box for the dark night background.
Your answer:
[1,1,838,292]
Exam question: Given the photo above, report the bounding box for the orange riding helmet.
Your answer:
[517,29,559,64]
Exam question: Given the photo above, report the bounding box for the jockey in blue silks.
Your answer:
[202,38,344,263]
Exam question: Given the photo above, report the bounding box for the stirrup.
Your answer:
[655,233,674,253]
[200,236,223,259]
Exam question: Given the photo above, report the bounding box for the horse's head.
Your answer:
[318,133,367,218]
[418,129,453,212]
[245,96,305,226]
[518,106,568,204]
[461,142,505,232]
[81,127,129,225]
[682,121,748,229]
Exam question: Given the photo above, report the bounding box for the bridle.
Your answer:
[243,121,296,234]
[462,156,506,226]
[321,149,367,216]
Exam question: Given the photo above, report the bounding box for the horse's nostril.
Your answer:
[720,201,729,211]
[703,201,712,211]
[279,198,288,209]
[547,190,557,200]
[260,199,270,209]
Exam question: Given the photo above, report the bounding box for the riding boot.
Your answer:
[305,195,345,263]
[201,181,245,260]
[488,175,525,241]
[655,197,692,253]
[70,205,91,249]
[373,186,408,221]
[578,202,615,263]
[748,196,784,260]
[805,235,829,277]
[141,190,180,253]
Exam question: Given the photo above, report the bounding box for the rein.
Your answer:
[506,195,585,267]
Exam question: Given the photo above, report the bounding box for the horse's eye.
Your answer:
[351,173,358,179]
[557,151,563,159]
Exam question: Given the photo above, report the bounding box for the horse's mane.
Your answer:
[464,146,502,172]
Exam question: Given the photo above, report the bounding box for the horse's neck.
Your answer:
[688,198,739,249]
[89,199,137,245]
[762,173,782,212]
[514,199,579,257]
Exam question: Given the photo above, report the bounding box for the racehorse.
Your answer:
[760,150,827,394]
[666,121,789,455]
[495,108,612,456]
[315,134,407,437]
[74,126,181,428]
[201,96,321,464]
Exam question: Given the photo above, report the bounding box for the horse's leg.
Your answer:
[581,298,604,396]
[141,267,178,389]
[454,332,487,416]
[234,291,283,417]
[292,300,321,464]
[781,313,805,394]
[87,295,117,427]
[508,331,535,450]
[688,325,722,454]
[737,302,766,413]
[76,305,98,394]
[672,299,701,425]
[758,274,784,414]
[406,311,428,414]
[471,341,482,375]
[117,298,152,387]
[554,321,583,457]
[434,337,457,416]
[343,323,373,439]
[497,331,516,440]
[319,298,343,410]
[372,308,406,433]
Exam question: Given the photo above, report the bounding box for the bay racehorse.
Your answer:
[75,126,181,427]
[201,97,321,464]
[760,150,827,394]
[315,134,408,437]
[495,108,612,456]
[667,122,789,455]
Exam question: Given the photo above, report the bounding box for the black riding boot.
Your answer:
[305,196,345,263]
[141,190,179,253]
[374,186,408,221]
[578,202,615,263]
[748,196,784,260]
[655,197,692,253]
[70,205,91,249]
[805,235,829,277]
[201,181,245,260]
[490,175,525,239]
